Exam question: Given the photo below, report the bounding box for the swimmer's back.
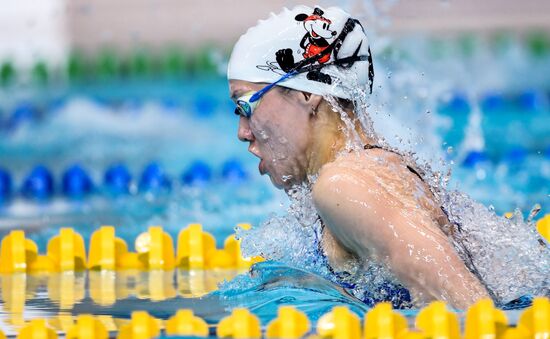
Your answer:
[322,145,451,232]
[312,145,490,308]
[314,145,451,267]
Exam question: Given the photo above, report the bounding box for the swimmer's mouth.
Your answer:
[259,159,267,175]
[248,146,266,175]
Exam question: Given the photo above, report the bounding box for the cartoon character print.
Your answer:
[277,7,336,84]
[257,7,337,85]
[296,8,337,64]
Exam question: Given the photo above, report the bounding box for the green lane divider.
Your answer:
[0,31,547,86]
[526,31,550,58]
[1,61,16,86]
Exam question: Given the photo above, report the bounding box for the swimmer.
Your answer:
[227,6,535,309]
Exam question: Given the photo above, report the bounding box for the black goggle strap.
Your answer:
[294,42,374,94]
[291,18,357,72]
[290,18,374,94]
[296,44,367,73]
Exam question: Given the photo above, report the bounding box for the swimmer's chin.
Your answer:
[268,173,299,192]
[259,161,298,190]
[259,161,281,189]
[267,174,284,190]
[258,159,267,175]
[263,170,286,190]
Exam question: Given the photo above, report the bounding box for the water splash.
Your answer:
[442,191,549,304]
[233,23,549,309]
[237,184,413,308]
[457,96,485,162]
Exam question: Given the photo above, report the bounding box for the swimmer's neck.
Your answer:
[306,103,375,177]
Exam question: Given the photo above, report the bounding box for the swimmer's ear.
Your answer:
[300,92,323,115]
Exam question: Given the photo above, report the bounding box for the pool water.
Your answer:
[0,33,549,335]
[1,79,547,234]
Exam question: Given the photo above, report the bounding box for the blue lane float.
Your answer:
[0,159,250,205]
[62,164,94,199]
[439,91,471,115]
[0,167,12,204]
[1,147,546,207]
[139,162,172,193]
[193,95,217,118]
[181,160,212,186]
[104,164,132,195]
[222,158,248,182]
[480,92,505,113]
[7,102,41,130]
[21,165,54,201]
[504,147,528,163]
[462,150,490,168]
[517,90,545,111]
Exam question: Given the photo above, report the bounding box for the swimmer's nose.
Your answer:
[237,116,254,142]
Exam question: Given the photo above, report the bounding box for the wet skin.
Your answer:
[229,79,490,309]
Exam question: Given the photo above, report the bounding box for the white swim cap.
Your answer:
[227,5,374,100]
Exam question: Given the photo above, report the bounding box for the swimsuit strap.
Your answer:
[363,145,481,298]
[363,143,460,229]
[316,197,412,306]
[363,143,465,235]
[362,144,380,150]
[363,144,425,182]
[316,221,363,290]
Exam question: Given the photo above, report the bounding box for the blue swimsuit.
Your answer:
[309,144,427,307]
[312,144,546,309]
[312,218,412,308]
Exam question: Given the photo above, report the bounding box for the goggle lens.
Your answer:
[234,92,258,118]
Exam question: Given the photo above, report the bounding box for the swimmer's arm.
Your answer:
[312,166,490,309]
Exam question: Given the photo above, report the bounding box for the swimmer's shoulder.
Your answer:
[312,148,391,211]
[312,146,437,215]
[312,147,453,257]
[315,146,451,233]
[312,148,417,257]
[314,146,404,187]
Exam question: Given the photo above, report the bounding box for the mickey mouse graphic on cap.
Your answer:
[275,7,337,84]
[296,8,337,63]
[249,6,374,95]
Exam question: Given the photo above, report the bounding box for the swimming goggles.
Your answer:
[234,18,373,118]
[234,70,298,118]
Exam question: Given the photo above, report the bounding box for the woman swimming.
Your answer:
[227,5,549,309]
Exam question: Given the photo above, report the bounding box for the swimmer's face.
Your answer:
[229,79,318,190]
